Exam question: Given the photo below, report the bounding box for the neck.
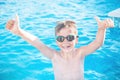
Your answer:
[60,49,75,59]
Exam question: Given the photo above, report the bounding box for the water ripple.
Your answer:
[0,0,120,80]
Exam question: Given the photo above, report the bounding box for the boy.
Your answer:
[6,15,114,80]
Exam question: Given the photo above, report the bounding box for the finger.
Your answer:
[8,20,14,24]
[103,19,110,27]
[94,16,101,23]
[106,19,114,27]
[14,14,19,26]
[6,24,12,30]
[6,20,14,30]
[109,19,114,27]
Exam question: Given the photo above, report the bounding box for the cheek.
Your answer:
[56,41,61,46]
[70,41,76,46]
[71,39,78,46]
[75,38,78,43]
[56,41,59,45]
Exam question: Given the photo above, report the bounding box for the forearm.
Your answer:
[94,16,114,45]
[6,15,55,59]
[17,29,55,59]
[80,17,113,57]
[95,28,106,46]
[18,29,39,46]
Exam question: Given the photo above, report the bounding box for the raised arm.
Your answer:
[79,16,114,57]
[6,15,56,59]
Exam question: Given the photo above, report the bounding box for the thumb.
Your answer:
[14,14,19,26]
[10,14,21,35]
[94,16,101,23]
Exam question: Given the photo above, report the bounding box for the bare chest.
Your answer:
[52,54,84,80]
[52,55,84,71]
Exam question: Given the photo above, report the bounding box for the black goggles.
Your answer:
[56,35,78,42]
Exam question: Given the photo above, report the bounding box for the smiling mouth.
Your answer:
[62,45,71,49]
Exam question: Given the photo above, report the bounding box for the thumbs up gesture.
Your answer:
[6,14,22,35]
[94,16,114,29]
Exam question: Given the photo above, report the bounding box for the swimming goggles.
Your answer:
[56,35,78,42]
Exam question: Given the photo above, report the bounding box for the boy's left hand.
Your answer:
[95,16,114,29]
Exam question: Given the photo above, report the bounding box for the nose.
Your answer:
[63,38,69,43]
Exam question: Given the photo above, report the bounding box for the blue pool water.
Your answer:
[0,0,120,80]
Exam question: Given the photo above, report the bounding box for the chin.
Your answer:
[61,47,74,53]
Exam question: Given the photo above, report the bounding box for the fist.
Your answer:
[6,20,15,30]
[6,14,21,35]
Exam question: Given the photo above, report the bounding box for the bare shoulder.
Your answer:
[51,50,60,60]
[76,47,86,58]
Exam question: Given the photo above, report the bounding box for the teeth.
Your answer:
[62,46,70,49]
[61,44,71,49]
[68,45,70,47]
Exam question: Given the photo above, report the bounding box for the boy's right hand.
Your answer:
[6,14,22,36]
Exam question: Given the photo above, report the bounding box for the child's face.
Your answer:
[56,27,78,53]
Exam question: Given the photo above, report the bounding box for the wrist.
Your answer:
[18,29,23,36]
[98,27,106,30]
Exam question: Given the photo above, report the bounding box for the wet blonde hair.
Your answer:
[55,20,78,35]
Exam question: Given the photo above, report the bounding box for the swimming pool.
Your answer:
[0,0,120,80]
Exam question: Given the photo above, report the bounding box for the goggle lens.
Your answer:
[56,35,78,42]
